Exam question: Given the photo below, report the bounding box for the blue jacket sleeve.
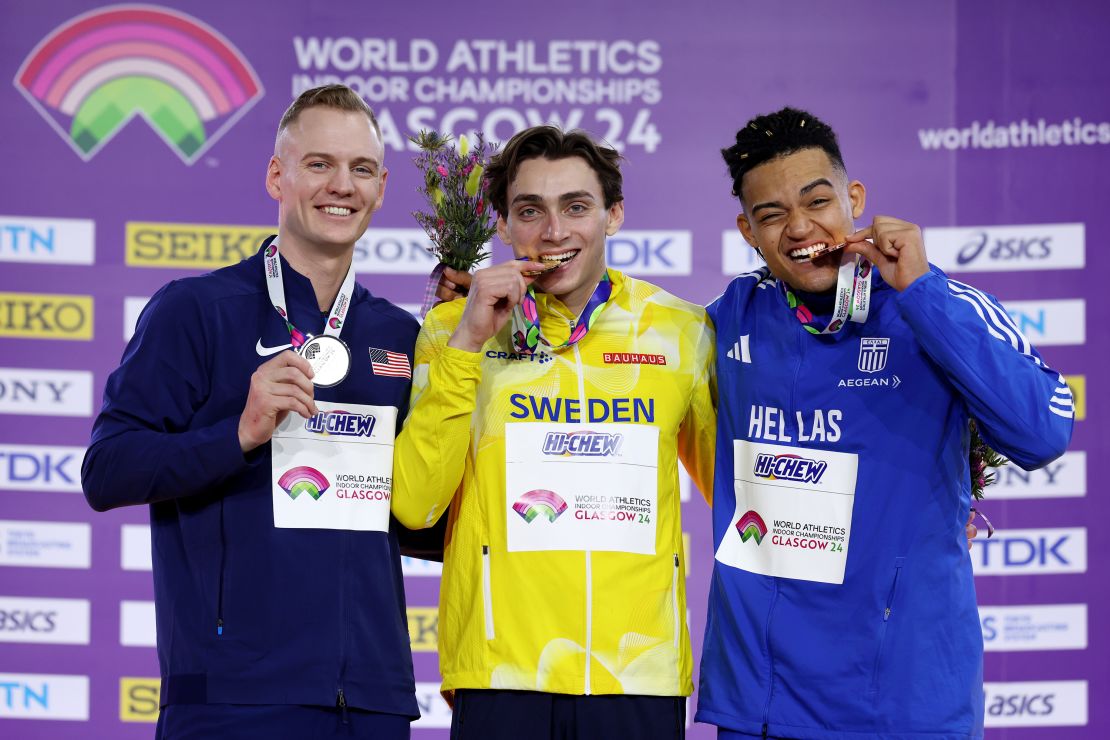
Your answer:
[82,282,253,511]
[896,268,1074,469]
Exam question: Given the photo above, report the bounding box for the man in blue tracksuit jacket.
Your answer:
[83,86,422,738]
[696,108,1073,739]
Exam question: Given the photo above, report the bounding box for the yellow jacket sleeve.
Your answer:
[677,311,717,505]
[392,301,480,529]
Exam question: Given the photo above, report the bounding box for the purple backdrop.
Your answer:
[0,0,1103,737]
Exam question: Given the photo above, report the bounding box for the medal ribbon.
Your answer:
[262,239,355,347]
[781,252,872,335]
[511,272,612,354]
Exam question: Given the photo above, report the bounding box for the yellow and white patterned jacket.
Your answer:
[393,269,716,697]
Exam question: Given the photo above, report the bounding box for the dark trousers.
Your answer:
[450,689,686,740]
[154,703,411,740]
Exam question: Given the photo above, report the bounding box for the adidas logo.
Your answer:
[726,336,751,363]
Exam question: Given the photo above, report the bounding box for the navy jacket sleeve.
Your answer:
[896,267,1074,469]
[82,282,251,511]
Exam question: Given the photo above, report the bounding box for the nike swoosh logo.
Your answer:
[256,339,293,357]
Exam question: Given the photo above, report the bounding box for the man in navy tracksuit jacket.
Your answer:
[696,108,1073,739]
[83,86,422,738]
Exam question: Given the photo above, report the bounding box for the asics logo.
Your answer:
[256,339,293,357]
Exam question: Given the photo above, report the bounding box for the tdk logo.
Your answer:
[305,411,376,437]
[0,444,83,493]
[542,431,623,456]
[606,231,691,276]
[754,453,827,484]
[972,528,1086,575]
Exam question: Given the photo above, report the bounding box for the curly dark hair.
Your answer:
[722,107,845,201]
[485,126,623,217]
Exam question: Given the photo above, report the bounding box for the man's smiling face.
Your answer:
[267,107,387,256]
[737,147,865,293]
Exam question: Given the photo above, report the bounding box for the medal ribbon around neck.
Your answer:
[781,250,872,335]
[262,240,355,347]
[511,272,612,354]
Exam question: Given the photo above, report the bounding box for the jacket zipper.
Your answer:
[759,578,780,732]
[869,558,905,694]
[572,339,593,695]
[672,553,681,649]
[216,498,227,636]
[482,545,495,639]
[336,532,351,719]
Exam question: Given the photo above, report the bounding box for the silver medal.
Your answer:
[298,335,351,387]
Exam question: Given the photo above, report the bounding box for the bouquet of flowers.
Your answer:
[410,130,498,272]
[969,419,1007,501]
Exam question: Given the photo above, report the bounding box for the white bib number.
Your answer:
[715,440,858,584]
[271,401,396,531]
[504,422,659,554]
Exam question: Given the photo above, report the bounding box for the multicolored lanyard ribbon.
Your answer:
[262,240,355,347]
[782,252,872,335]
[512,272,612,354]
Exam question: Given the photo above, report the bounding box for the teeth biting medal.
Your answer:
[519,251,577,276]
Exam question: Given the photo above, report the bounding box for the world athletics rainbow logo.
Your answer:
[14,5,264,164]
[736,510,768,545]
[512,489,568,524]
[278,466,330,501]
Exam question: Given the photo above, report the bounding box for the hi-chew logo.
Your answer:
[542,431,623,457]
[753,453,827,484]
[305,410,376,438]
[512,489,568,523]
[15,5,264,164]
[736,510,767,545]
[278,466,329,500]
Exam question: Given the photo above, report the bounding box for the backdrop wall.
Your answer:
[0,1,1103,737]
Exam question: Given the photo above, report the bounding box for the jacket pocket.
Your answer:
[482,545,495,640]
[868,557,905,694]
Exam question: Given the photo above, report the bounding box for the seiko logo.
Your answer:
[126,223,271,268]
[0,293,93,340]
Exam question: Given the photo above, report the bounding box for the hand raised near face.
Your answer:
[843,216,930,292]
[447,259,545,353]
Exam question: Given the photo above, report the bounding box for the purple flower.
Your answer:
[437,165,448,177]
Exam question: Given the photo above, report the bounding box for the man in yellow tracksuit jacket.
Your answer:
[393,125,716,740]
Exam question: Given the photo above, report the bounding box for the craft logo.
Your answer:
[0,673,89,720]
[127,223,272,268]
[736,510,768,545]
[603,352,667,365]
[15,5,264,164]
[512,489,568,523]
[753,453,827,484]
[305,410,376,438]
[857,338,889,373]
[119,677,160,722]
[542,431,623,457]
[485,349,553,364]
[0,292,93,340]
[277,466,330,500]
[0,216,95,265]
